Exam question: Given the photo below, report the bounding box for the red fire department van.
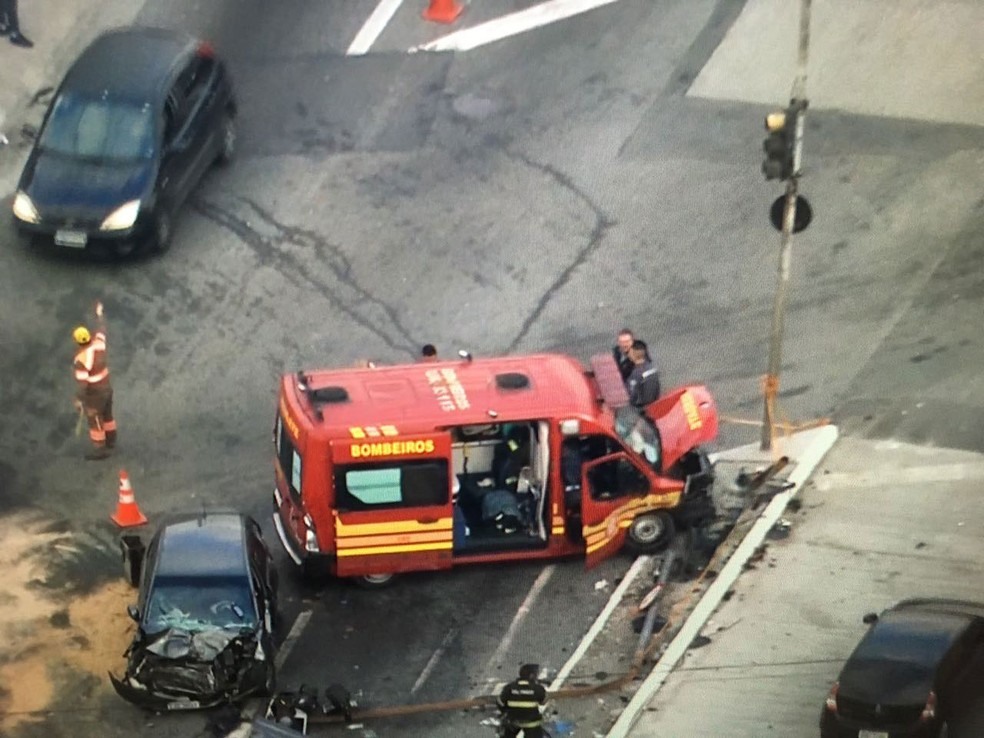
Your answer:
[271,352,719,586]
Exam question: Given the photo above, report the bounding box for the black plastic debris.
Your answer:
[689,635,712,649]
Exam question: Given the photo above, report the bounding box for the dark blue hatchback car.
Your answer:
[12,26,236,256]
[111,511,279,711]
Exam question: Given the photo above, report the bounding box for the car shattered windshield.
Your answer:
[39,92,155,161]
[614,405,662,469]
[145,577,256,635]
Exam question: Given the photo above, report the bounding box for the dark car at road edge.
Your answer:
[821,598,984,738]
[12,26,236,257]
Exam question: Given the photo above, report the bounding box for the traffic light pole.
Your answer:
[760,0,812,452]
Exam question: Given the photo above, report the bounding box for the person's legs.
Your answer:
[84,408,110,460]
[101,388,117,447]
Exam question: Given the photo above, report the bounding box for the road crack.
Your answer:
[504,151,616,352]
[194,197,418,355]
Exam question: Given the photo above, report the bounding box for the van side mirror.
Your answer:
[862,612,879,625]
[127,605,140,623]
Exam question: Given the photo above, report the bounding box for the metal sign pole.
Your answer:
[761,0,812,451]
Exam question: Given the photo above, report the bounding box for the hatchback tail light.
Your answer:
[920,690,937,721]
[824,682,839,713]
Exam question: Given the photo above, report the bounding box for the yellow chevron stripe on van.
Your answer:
[336,518,453,536]
[337,541,452,557]
[337,530,453,548]
[581,494,682,537]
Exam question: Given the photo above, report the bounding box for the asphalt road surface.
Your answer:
[1,0,983,736]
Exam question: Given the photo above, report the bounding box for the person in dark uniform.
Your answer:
[498,663,548,738]
[626,339,661,407]
[611,328,635,382]
[0,0,33,48]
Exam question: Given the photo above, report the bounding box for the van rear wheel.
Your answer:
[354,573,397,589]
[625,511,675,554]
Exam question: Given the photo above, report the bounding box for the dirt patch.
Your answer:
[0,512,133,732]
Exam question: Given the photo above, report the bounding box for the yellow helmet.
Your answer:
[73,325,91,345]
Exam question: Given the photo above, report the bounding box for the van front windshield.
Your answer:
[614,405,662,470]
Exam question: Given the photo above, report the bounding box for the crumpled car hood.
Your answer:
[145,628,240,659]
[110,627,267,710]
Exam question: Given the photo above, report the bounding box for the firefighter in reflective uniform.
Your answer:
[73,302,117,460]
[498,663,548,738]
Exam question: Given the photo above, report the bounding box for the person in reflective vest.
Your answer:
[498,663,548,738]
[72,302,116,460]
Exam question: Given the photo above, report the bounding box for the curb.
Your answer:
[605,424,840,738]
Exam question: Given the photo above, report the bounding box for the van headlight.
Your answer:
[100,200,141,231]
[13,191,40,223]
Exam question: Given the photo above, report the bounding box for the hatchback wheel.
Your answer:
[217,112,236,165]
[150,211,172,253]
[625,511,676,554]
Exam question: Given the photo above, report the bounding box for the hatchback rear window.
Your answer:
[40,92,155,160]
[854,615,962,667]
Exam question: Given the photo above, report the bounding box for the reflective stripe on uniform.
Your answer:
[505,701,541,708]
[74,333,110,384]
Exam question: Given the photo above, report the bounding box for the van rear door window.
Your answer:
[337,461,448,511]
[346,468,402,505]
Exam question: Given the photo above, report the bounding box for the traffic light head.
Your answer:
[762,109,795,181]
[764,112,787,132]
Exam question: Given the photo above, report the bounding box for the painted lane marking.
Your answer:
[410,626,459,695]
[549,555,650,691]
[240,609,314,722]
[471,565,555,697]
[347,0,405,56]
[411,0,623,53]
[276,609,313,671]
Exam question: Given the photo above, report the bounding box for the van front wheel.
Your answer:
[625,512,675,554]
[355,573,397,589]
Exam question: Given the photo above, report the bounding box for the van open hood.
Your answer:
[589,354,718,470]
[646,385,718,469]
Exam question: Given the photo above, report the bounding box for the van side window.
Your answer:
[587,456,649,500]
[337,461,448,511]
[275,415,302,502]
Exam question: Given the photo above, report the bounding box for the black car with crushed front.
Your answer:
[111,511,279,711]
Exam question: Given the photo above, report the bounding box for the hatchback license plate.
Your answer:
[858,731,888,738]
[55,230,87,248]
[166,700,200,711]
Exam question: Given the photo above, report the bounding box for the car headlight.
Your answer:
[100,200,141,231]
[12,191,40,223]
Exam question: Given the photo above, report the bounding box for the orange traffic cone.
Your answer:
[111,469,148,528]
[423,0,463,24]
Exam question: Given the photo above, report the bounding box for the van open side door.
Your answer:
[580,452,650,568]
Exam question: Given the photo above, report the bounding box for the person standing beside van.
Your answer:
[626,339,660,407]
